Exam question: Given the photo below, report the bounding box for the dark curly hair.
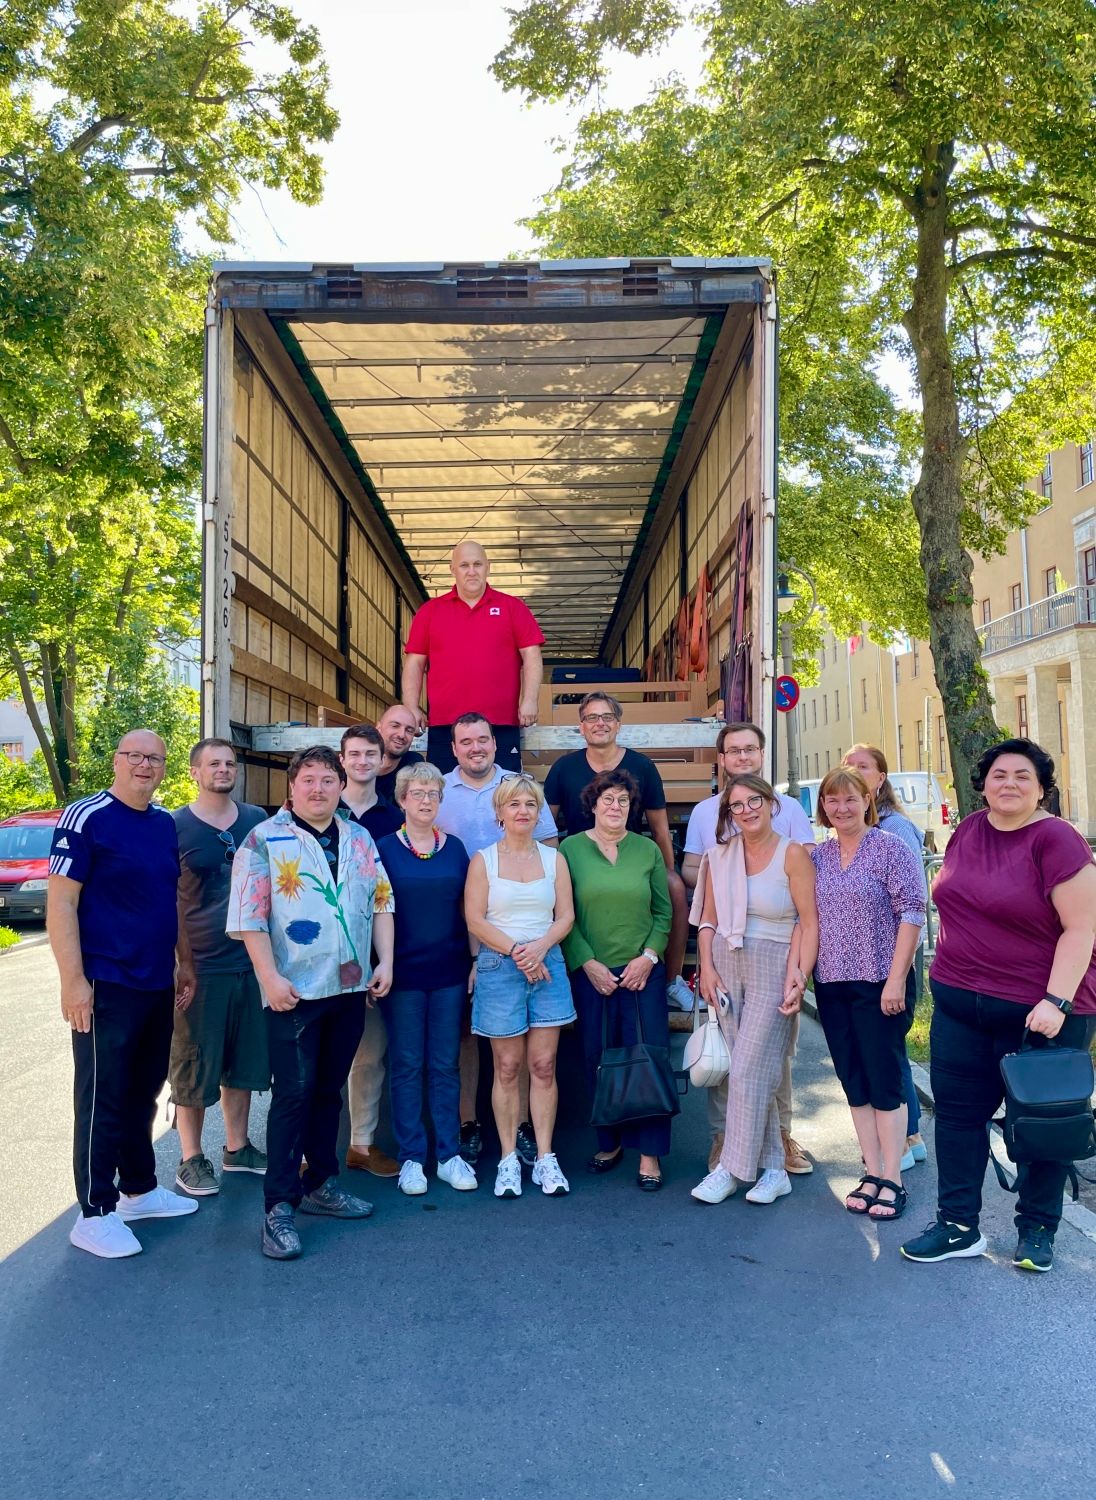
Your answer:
[580,767,640,819]
[287,745,347,788]
[971,737,1057,803]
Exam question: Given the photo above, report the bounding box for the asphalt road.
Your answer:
[2,940,1095,1500]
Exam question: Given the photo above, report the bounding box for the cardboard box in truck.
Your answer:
[201,259,778,810]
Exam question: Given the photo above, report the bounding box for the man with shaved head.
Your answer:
[47,729,198,1258]
[401,539,544,774]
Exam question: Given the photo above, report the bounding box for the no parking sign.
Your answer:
[775,675,800,712]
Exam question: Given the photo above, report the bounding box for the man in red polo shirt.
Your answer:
[401,539,544,774]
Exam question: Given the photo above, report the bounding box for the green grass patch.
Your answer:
[0,926,20,950]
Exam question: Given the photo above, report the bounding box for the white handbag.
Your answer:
[682,991,730,1089]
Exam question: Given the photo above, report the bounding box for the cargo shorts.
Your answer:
[169,969,271,1108]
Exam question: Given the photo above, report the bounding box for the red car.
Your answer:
[0,808,61,921]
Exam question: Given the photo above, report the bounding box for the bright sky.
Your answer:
[226,0,705,263]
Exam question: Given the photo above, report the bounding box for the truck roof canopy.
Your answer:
[213,259,771,659]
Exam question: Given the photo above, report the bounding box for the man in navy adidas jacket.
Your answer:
[47,729,199,1258]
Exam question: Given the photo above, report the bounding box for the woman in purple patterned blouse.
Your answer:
[810,767,926,1222]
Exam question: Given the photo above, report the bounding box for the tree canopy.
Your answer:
[495,0,1096,806]
[0,1,338,800]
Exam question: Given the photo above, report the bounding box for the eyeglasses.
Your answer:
[216,829,237,865]
[727,794,766,815]
[723,747,760,759]
[119,751,166,767]
[405,788,441,802]
[581,713,618,724]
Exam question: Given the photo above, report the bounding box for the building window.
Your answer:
[1,741,23,762]
[915,719,924,770]
[819,647,826,670]
[898,724,905,766]
[1010,582,1022,613]
[812,699,817,729]
[834,689,840,722]
[1039,454,1053,502]
[937,716,947,772]
[1085,547,1096,586]
[814,752,820,779]
[980,597,992,625]
[1017,694,1029,738]
[1081,440,1094,488]
[861,678,868,712]
[912,640,920,678]
[1057,697,1065,753]
[825,749,831,771]
[1044,566,1057,598]
[894,656,901,684]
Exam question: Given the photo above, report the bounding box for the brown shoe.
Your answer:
[782,1131,814,1175]
[707,1132,725,1172]
[346,1145,399,1178]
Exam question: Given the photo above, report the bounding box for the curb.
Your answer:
[0,933,49,959]
[800,994,1096,1248]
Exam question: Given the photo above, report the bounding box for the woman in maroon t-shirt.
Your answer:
[900,739,1096,1273]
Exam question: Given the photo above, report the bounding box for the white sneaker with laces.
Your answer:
[691,1166,736,1204]
[398,1161,428,1195]
[437,1155,478,1191]
[531,1152,570,1196]
[69,1210,143,1258]
[494,1150,522,1199]
[745,1168,792,1204]
[666,976,694,1011]
[116,1185,199,1221]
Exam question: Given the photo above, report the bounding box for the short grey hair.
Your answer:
[578,691,622,720]
[394,761,446,805]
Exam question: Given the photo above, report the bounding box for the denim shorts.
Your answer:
[471,944,576,1038]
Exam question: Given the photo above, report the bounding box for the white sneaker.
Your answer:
[494,1151,522,1199]
[745,1168,792,1204]
[398,1161,428,1196]
[437,1155,478,1191]
[666,975,694,1011]
[691,1166,736,1204]
[900,1147,916,1173]
[531,1152,570,1196]
[69,1210,143,1258]
[116,1185,199,1221]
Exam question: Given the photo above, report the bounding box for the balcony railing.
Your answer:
[978,584,1096,656]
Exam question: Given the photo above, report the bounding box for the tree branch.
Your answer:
[4,634,64,801]
[951,244,1074,275]
[0,411,32,476]
[65,116,134,156]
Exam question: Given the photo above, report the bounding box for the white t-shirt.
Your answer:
[684,791,815,854]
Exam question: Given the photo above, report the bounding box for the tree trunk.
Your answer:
[902,142,1000,816]
[43,641,73,797]
[4,635,65,800]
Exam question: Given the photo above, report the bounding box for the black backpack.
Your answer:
[992,1039,1096,1199]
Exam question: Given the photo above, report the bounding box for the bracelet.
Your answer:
[697,922,717,934]
[508,942,517,957]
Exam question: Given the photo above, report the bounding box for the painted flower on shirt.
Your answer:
[373,875,392,912]
[274,853,304,901]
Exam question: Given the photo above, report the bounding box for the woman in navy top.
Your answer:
[377,763,476,1196]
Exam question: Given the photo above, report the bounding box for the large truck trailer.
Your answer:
[201,259,778,808]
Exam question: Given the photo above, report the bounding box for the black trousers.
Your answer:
[426,724,522,775]
[264,992,366,1211]
[572,962,672,1157]
[72,981,175,1217]
[930,980,1094,1234]
[813,972,915,1111]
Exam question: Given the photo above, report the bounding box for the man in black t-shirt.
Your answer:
[544,691,690,1005]
[375,704,424,803]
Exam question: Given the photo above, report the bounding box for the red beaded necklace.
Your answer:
[400,823,441,860]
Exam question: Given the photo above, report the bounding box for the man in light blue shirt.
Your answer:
[433,712,556,1168]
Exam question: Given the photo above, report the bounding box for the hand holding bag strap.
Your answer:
[599,979,648,1053]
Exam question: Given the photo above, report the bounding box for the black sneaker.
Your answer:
[1013,1224,1054,1272]
[262,1202,302,1260]
[459,1119,482,1165]
[515,1121,537,1168]
[300,1177,373,1218]
[900,1216,988,1263]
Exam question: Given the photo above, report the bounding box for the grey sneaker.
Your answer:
[222,1140,267,1175]
[300,1177,374,1218]
[262,1203,301,1259]
[175,1155,219,1196]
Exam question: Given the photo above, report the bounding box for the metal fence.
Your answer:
[979,584,1096,656]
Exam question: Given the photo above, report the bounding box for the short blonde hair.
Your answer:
[394,761,446,805]
[492,772,545,820]
[817,766,878,830]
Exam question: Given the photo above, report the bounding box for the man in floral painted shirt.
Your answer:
[228,745,395,1260]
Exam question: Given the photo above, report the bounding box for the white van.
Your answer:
[788,771,953,848]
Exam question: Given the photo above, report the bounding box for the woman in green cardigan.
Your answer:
[561,767,674,1190]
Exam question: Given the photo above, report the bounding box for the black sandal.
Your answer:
[846,1175,882,1214]
[867,1178,908,1221]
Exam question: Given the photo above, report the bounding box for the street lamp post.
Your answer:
[777,563,818,802]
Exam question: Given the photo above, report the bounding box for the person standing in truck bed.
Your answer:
[401,539,544,776]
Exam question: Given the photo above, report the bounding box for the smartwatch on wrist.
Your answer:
[1045,992,1074,1014]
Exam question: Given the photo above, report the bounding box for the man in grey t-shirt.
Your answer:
[171,739,269,1196]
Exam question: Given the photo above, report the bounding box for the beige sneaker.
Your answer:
[782,1131,814,1175]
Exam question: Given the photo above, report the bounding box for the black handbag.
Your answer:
[590,991,682,1130]
[999,1036,1096,1167]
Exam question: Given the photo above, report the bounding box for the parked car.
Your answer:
[788,771,952,848]
[0,808,61,921]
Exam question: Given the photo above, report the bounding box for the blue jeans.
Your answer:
[901,1051,921,1137]
[380,984,464,1163]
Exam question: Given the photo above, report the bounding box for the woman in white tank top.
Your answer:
[690,774,818,1206]
[465,774,575,1201]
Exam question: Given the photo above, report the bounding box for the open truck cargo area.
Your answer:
[203,259,777,812]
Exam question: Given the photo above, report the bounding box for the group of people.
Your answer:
[46,538,1096,1274]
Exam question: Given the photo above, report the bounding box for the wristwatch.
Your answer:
[1044,992,1074,1014]
[642,948,659,965]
